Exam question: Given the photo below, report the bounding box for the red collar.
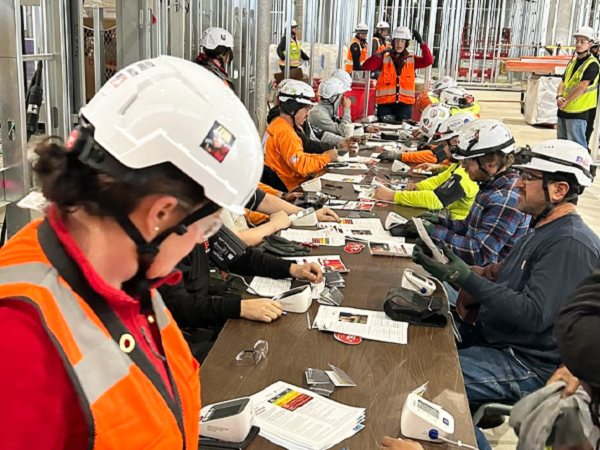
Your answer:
[196,53,229,77]
[46,206,181,306]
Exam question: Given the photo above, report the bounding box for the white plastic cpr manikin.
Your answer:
[200,397,254,442]
[401,393,454,441]
[272,285,312,313]
[401,269,437,296]
[289,207,318,227]
[302,178,322,192]
[392,160,411,174]
[385,212,408,230]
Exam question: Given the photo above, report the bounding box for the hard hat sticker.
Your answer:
[200,121,236,163]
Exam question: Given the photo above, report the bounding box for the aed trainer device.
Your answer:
[385,211,408,230]
[401,269,437,297]
[272,285,312,313]
[391,160,411,174]
[401,393,454,441]
[301,178,322,192]
[290,207,318,227]
[200,397,254,443]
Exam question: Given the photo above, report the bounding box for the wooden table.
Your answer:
[201,155,476,449]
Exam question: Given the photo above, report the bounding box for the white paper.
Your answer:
[318,220,406,245]
[17,192,49,212]
[249,277,292,297]
[280,229,346,246]
[311,280,325,300]
[344,156,378,164]
[413,217,448,263]
[283,255,349,273]
[313,306,408,344]
[251,381,365,450]
[319,173,366,183]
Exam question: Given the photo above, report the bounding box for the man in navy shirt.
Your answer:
[413,140,600,414]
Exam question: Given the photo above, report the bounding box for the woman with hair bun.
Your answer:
[0,56,264,449]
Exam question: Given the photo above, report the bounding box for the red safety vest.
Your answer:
[345,37,368,73]
[0,219,201,450]
[375,52,416,105]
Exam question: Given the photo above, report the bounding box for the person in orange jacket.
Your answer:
[362,26,433,121]
[264,79,338,191]
[0,57,265,449]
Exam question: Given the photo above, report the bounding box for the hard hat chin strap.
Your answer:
[117,203,220,311]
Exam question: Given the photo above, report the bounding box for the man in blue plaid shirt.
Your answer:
[421,120,530,266]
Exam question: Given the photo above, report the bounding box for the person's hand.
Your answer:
[557,96,567,110]
[548,366,581,398]
[341,96,352,109]
[366,125,381,134]
[456,289,481,324]
[374,186,396,202]
[378,151,401,161]
[290,262,323,283]
[240,299,283,322]
[316,207,340,222]
[405,182,419,191]
[412,29,423,44]
[412,129,423,139]
[326,149,339,162]
[418,211,441,225]
[481,262,503,282]
[381,437,424,450]
[373,146,384,153]
[269,210,292,232]
[414,162,444,174]
[412,240,472,285]
[283,192,303,203]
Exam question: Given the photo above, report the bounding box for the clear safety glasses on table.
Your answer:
[236,339,269,366]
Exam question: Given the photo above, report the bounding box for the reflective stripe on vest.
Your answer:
[563,56,600,113]
[279,39,302,67]
[345,37,368,72]
[374,36,386,54]
[0,219,200,450]
[375,53,416,104]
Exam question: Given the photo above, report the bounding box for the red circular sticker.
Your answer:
[344,242,365,254]
[334,333,362,345]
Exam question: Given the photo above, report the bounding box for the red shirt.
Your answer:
[0,208,181,449]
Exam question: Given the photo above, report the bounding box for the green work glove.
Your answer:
[419,212,441,225]
[412,239,472,285]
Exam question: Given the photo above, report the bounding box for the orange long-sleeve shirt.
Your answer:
[401,150,438,164]
[264,117,331,191]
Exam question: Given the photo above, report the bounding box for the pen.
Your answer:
[307,312,311,330]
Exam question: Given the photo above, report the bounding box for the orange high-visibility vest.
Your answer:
[345,37,368,73]
[0,219,201,450]
[375,52,416,105]
[373,36,387,54]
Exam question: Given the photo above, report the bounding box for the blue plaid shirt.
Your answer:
[430,171,530,266]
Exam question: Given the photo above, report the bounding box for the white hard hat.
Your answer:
[376,21,390,29]
[435,112,476,141]
[392,26,412,41]
[278,79,317,105]
[318,77,347,99]
[514,139,594,188]
[440,86,475,107]
[331,69,353,92]
[432,76,458,95]
[290,19,298,27]
[419,103,452,139]
[574,26,595,41]
[354,23,369,33]
[80,56,263,215]
[452,119,515,160]
[201,27,234,50]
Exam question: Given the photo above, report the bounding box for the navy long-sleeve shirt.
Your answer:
[461,213,600,380]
